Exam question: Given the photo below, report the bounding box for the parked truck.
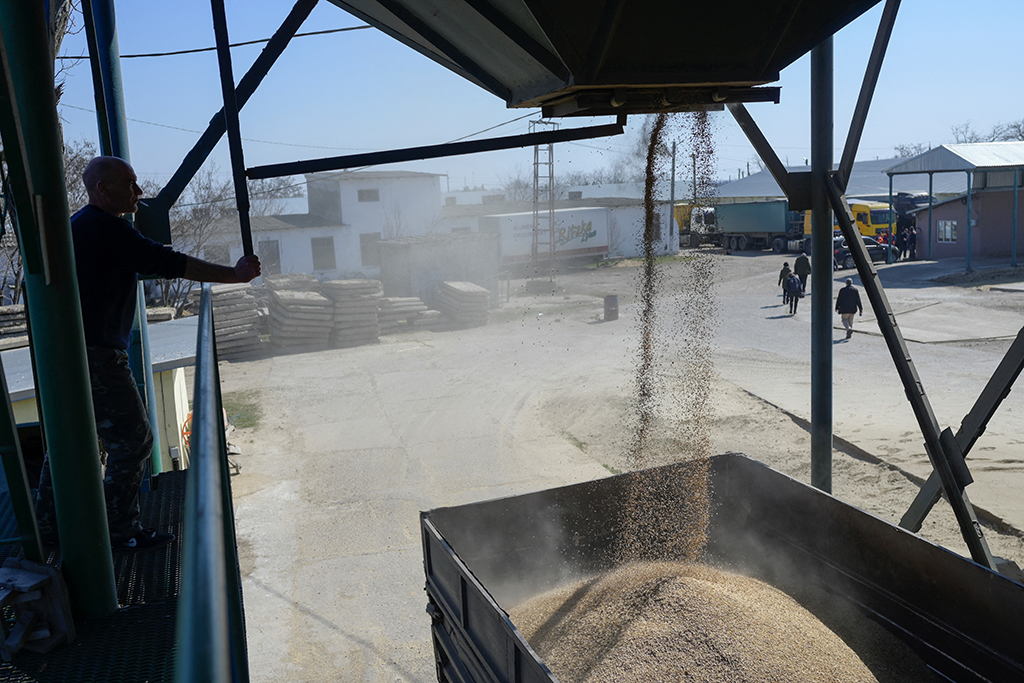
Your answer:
[479,207,610,267]
[716,200,805,252]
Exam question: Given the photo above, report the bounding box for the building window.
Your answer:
[937,220,957,243]
[258,240,281,275]
[358,188,380,202]
[311,236,336,271]
[360,232,381,266]
[203,243,230,264]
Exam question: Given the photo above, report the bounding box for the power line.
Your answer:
[55,25,372,60]
[58,102,373,152]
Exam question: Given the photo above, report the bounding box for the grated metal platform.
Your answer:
[0,470,190,682]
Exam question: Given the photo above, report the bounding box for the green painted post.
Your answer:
[887,175,894,263]
[966,171,973,272]
[927,173,933,260]
[0,1,118,617]
[810,37,833,494]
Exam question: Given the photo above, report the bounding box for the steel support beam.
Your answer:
[209,0,254,256]
[246,119,627,180]
[1013,169,1018,268]
[927,172,934,260]
[826,175,995,570]
[158,0,318,207]
[901,325,1024,532]
[810,38,833,493]
[0,0,118,617]
[837,0,900,191]
[727,103,790,199]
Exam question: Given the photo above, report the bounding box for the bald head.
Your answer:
[83,156,142,216]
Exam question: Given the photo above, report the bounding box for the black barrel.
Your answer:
[604,295,618,321]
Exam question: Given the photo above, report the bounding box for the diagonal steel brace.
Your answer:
[901,325,1024,531]
[827,174,995,570]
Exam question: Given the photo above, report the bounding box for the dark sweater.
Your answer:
[835,285,863,315]
[71,205,188,350]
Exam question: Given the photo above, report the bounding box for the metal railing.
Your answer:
[175,284,249,682]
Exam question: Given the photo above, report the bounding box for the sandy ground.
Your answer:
[210,250,1024,681]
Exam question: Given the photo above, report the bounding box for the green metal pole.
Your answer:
[966,171,973,272]
[887,175,894,263]
[0,0,118,617]
[928,173,933,260]
[83,0,164,475]
[810,37,833,494]
[1013,170,1018,268]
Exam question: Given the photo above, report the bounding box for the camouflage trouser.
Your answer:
[35,346,153,544]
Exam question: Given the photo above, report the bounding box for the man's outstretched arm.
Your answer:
[182,254,261,284]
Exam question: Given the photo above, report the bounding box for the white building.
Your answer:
[205,170,444,280]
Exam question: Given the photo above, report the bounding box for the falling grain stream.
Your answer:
[510,113,935,682]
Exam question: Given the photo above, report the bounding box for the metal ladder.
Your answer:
[531,119,558,280]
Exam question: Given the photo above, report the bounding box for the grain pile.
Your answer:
[207,283,262,361]
[511,561,927,683]
[438,281,489,329]
[321,279,382,348]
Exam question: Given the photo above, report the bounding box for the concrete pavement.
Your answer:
[713,252,1024,534]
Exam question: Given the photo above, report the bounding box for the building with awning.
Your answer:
[885,142,1024,266]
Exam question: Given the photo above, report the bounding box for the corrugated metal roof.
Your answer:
[719,158,967,200]
[884,142,1024,175]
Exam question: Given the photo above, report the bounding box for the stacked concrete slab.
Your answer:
[267,289,333,353]
[0,305,27,340]
[377,297,429,334]
[410,309,449,332]
[264,274,331,354]
[209,284,262,361]
[321,279,382,348]
[438,282,489,329]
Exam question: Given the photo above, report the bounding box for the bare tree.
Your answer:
[248,175,304,216]
[499,166,532,202]
[893,142,929,158]
[382,201,408,240]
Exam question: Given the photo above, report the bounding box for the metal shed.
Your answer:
[885,142,1024,265]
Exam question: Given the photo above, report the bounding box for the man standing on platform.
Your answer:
[35,156,261,552]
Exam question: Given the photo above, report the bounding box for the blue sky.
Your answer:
[55,1,1024,196]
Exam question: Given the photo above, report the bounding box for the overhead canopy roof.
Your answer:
[328,0,881,116]
[885,142,1024,175]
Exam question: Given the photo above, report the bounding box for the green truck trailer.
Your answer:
[715,200,806,253]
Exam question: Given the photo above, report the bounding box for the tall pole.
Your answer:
[810,37,834,494]
[887,175,894,262]
[1013,169,1018,268]
[0,1,118,617]
[670,141,676,244]
[966,171,973,272]
[928,172,934,260]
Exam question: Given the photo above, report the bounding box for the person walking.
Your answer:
[778,261,792,305]
[908,227,918,260]
[793,252,811,292]
[785,273,803,315]
[835,277,863,339]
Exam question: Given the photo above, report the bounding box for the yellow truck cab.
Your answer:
[803,200,894,239]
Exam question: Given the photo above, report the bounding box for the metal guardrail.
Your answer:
[175,284,249,683]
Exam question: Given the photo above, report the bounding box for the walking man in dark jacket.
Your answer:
[793,252,811,292]
[835,277,863,340]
